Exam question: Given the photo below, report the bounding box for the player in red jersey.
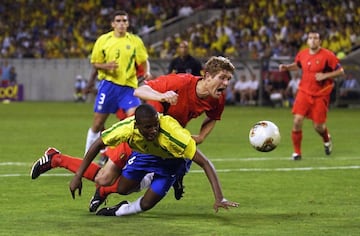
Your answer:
[279,31,345,160]
[31,56,235,212]
[93,56,235,208]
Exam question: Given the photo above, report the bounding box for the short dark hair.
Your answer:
[111,10,128,21]
[307,31,321,40]
[135,104,158,121]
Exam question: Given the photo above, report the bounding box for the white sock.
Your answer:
[85,128,100,154]
[138,173,154,191]
[115,197,143,216]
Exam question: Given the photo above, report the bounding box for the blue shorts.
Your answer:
[176,159,192,176]
[94,80,141,114]
[121,151,184,197]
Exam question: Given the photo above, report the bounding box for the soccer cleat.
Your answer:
[89,188,107,212]
[292,153,302,161]
[172,175,185,200]
[96,200,129,216]
[30,147,60,179]
[324,135,332,155]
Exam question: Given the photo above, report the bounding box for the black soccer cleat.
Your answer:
[96,201,129,216]
[292,153,302,161]
[89,188,107,212]
[324,135,332,155]
[172,175,185,200]
[30,147,60,179]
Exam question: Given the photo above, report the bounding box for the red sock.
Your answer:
[292,130,302,155]
[51,154,101,181]
[116,109,127,120]
[98,176,120,198]
[321,128,330,142]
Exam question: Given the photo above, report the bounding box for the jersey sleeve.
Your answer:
[159,115,197,159]
[145,74,185,92]
[294,50,304,69]
[326,49,340,70]
[145,74,188,113]
[105,142,132,169]
[133,34,148,65]
[101,117,135,147]
[90,33,107,64]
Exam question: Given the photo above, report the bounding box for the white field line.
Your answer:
[1,157,360,177]
[191,165,360,173]
[1,156,360,166]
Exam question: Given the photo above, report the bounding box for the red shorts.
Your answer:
[292,90,330,124]
[104,142,132,169]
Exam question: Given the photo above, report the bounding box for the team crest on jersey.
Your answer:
[126,45,131,50]
[316,60,320,64]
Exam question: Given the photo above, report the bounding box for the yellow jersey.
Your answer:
[91,31,148,88]
[101,114,196,159]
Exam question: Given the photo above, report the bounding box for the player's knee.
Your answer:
[94,173,114,186]
[314,124,325,134]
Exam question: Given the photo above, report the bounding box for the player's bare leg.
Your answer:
[94,159,121,186]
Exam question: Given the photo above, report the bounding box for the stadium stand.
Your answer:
[1,0,360,107]
[1,1,359,59]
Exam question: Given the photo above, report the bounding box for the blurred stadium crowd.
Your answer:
[0,0,359,60]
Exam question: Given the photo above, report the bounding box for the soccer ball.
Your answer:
[249,121,281,152]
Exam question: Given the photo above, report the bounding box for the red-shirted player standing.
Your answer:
[279,31,345,160]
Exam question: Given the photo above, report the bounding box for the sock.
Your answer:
[115,197,143,216]
[138,173,154,191]
[292,130,302,155]
[115,109,127,120]
[85,128,100,154]
[321,128,330,143]
[51,153,101,181]
[98,176,121,198]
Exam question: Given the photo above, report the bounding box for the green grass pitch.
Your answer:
[0,101,360,236]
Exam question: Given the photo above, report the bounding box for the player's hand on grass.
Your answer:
[69,175,82,199]
[213,198,239,213]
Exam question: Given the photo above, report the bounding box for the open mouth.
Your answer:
[217,88,225,93]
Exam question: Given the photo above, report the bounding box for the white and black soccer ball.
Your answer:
[249,121,281,152]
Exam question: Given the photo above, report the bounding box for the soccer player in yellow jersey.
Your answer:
[85,10,152,153]
[70,104,239,216]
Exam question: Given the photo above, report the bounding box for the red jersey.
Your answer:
[295,48,340,96]
[145,73,225,127]
[104,142,132,168]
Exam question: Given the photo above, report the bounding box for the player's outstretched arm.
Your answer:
[279,62,298,72]
[140,60,152,80]
[134,85,178,105]
[192,117,217,144]
[69,137,106,199]
[84,67,97,94]
[192,149,239,212]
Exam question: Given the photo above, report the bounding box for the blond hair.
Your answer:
[204,56,235,77]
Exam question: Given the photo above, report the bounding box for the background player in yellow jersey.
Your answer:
[70,104,239,216]
[84,10,152,154]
